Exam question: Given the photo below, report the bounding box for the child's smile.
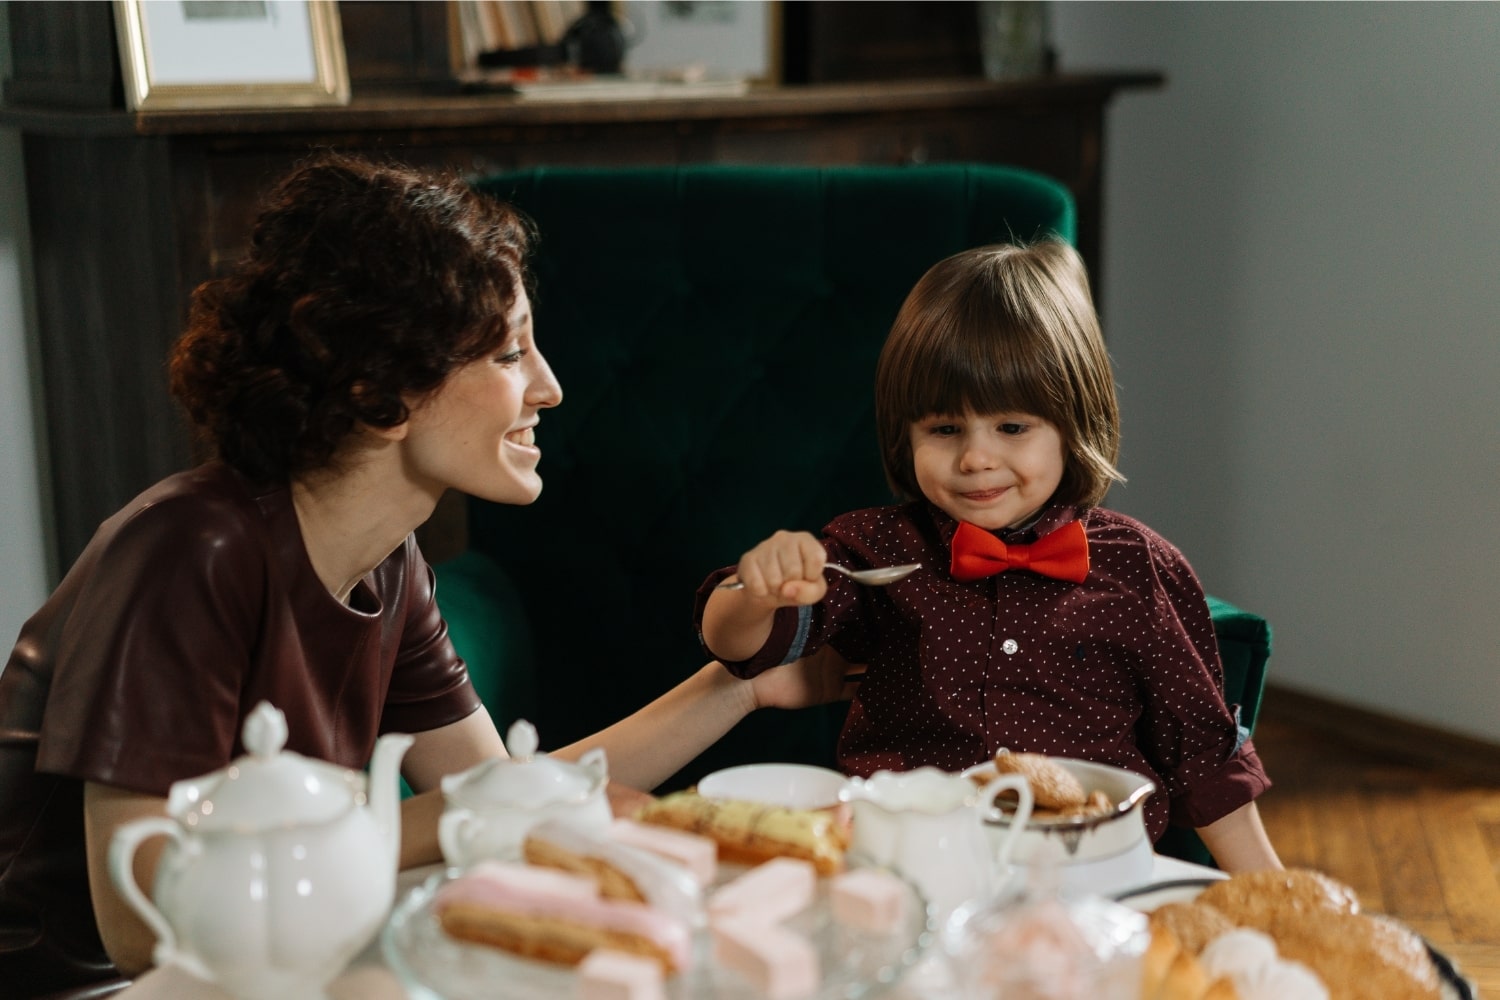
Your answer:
[909,411,1066,530]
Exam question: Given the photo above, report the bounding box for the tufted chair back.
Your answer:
[450,164,1078,787]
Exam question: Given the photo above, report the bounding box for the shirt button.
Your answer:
[1001,639,1019,655]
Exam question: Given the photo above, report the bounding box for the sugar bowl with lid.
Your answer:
[108,701,413,1000]
[437,718,612,867]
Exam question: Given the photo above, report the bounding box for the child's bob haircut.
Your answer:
[874,240,1124,509]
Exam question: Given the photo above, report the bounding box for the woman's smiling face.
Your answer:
[909,410,1065,529]
[397,289,563,505]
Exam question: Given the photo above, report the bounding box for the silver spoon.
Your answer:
[716,562,921,590]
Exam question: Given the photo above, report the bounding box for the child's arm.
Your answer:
[701,529,830,662]
[1195,800,1284,873]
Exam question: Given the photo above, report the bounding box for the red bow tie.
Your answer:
[949,519,1090,584]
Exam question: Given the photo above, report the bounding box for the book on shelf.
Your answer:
[456,0,589,65]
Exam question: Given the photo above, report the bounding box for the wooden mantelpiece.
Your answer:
[1,72,1161,573]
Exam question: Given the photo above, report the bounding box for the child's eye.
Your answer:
[998,422,1028,435]
[929,423,960,436]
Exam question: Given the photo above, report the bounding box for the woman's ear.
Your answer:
[362,420,408,443]
[350,380,410,441]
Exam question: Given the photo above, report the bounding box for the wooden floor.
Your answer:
[1253,684,1500,996]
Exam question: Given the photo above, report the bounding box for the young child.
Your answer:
[696,241,1281,872]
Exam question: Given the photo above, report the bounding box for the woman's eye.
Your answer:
[494,349,526,365]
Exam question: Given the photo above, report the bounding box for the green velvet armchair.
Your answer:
[432,166,1271,846]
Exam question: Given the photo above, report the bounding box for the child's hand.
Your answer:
[732,530,829,606]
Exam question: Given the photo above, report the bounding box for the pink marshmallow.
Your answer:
[708,857,816,926]
[829,868,908,935]
[577,948,666,1000]
[711,918,820,1000]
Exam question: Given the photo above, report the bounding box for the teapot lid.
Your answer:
[441,720,606,808]
[168,702,363,832]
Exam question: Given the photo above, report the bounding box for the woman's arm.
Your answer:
[397,706,508,868]
[555,648,860,792]
[394,648,859,866]
[83,784,172,977]
[1196,800,1284,873]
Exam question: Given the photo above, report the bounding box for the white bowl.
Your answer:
[962,757,1157,896]
[697,763,848,810]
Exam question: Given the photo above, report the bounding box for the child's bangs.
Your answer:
[899,314,1063,425]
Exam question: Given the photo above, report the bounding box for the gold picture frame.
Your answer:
[113,0,350,111]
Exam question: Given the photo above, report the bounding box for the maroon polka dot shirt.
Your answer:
[697,503,1271,841]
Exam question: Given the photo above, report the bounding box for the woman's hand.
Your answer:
[606,781,656,818]
[748,645,865,711]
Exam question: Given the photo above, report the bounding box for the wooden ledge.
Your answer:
[1262,682,1500,784]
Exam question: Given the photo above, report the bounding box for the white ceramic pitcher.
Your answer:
[839,767,1034,917]
[109,702,412,1000]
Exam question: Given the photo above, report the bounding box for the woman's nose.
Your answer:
[527,351,563,408]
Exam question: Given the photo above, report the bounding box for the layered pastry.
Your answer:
[1140,925,1240,1000]
[609,817,718,887]
[634,790,848,875]
[522,818,702,927]
[433,860,693,973]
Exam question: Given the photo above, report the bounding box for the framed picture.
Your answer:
[113,0,350,111]
[619,1,781,84]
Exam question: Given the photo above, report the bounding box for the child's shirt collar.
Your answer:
[927,501,1081,547]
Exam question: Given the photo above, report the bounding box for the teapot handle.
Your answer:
[108,817,188,968]
[437,808,479,868]
[977,774,1034,868]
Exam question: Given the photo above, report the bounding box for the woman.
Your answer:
[0,153,855,998]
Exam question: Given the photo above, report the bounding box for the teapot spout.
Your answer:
[368,732,415,871]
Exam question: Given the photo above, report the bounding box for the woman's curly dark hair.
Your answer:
[169,152,532,482]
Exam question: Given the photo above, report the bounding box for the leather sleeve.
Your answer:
[379,536,484,735]
[36,490,264,794]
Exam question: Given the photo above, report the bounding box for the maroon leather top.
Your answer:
[0,463,481,996]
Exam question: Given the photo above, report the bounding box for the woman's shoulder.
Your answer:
[92,462,273,568]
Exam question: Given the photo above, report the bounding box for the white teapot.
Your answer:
[437,718,612,867]
[840,766,1034,918]
[109,702,412,1000]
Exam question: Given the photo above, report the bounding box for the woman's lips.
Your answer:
[506,427,536,447]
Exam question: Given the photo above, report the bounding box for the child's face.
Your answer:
[909,411,1066,530]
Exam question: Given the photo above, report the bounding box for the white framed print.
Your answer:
[619,1,780,84]
[113,0,350,111]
